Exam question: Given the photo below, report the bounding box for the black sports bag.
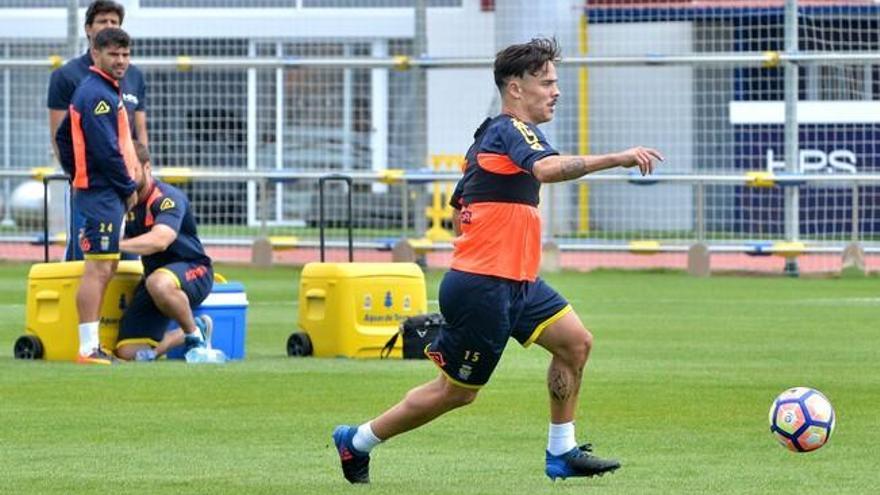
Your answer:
[380,313,445,359]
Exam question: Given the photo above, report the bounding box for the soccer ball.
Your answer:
[768,387,835,453]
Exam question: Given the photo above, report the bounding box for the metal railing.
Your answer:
[3,169,879,258]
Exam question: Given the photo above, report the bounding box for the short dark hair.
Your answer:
[133,141,150,166]
[85,1,125,27]
[493,37,561,92]
[93,27,130,51]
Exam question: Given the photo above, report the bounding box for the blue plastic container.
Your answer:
[166,282,248,360]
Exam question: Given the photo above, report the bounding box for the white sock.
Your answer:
[547,422,577,456]
[78,321,100,355]
[351,422,382,453]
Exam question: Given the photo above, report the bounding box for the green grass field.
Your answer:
[1,263,877,494]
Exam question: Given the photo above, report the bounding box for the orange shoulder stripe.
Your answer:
[144,186,164,227]
[476,153,526,176]
[70,106,88,189]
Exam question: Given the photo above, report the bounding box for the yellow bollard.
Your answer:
[424,154,463,242]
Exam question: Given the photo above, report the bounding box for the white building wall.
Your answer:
[588,21,694,232]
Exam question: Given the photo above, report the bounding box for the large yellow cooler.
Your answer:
[15,261,143,361]
[289,262,427,358]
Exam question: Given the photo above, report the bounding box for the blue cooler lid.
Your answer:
[202,282,248,307]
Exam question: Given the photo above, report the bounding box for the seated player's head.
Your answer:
[91,27,131,81]
[132,141,152,193]
[85,1,125,46]
[493,38,561,125]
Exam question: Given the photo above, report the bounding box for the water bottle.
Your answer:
[185,347,227,364]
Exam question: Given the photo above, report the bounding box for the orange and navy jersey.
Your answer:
[124,180,212,276]
[449,115,558,282]
[55,66,138,198]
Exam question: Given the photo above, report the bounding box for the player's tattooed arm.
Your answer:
[533,146,664,183]
[556,156,590,182]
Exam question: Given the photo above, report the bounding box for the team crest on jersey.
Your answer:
[159,198,176,211]
[510,118,545,151]
[94,100,111,115]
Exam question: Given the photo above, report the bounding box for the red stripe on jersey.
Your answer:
[476,153,527,175]
[89,66,119,89]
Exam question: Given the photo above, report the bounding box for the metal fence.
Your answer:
[3,168,877,274]
[1,1,879,274]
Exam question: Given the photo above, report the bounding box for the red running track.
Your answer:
[5,242,878,275]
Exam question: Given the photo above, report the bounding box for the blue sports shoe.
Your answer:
[332,425,370,484]
[545,443,620,480]
[184,314,213,351]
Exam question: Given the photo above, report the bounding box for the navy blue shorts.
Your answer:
[426,269,571,388]
[72,187,125,259]
[65,207,138,261]
[117,262,213,347]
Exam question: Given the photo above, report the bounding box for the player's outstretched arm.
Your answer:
[533,146,664,183]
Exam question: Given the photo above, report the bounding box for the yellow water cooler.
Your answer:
[15,261,143,361]
[289,262,427,358]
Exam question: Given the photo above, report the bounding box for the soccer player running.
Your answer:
[333,38,663,483]
[115,142,213,362]
[56,27,140,364]
[49,0,148,261]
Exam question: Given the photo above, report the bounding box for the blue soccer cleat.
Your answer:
[545,443,620,481]
[184,314,213,351]
[332,425,370,484]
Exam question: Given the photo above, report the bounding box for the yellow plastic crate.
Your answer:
[296,262,427,358]
[23,261,143,361]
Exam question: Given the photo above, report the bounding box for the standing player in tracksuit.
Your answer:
[48,1,148,261]
[332,38,663,483]
[115,142,213,362]
[55,28,139,364]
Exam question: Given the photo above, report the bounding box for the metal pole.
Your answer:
[246,41,258,227]
[319,179,325,262]
[370,40,389,193]
[258,177,268,238]
[401,180,410,237]
[783,0,800,276]
[695,182,706,242]
[413,0,428,170]
[851,184,859,243]
[43,178,50,263]
[346,179,353,261]
[67,0,79,57]
[275,42,284,224]
[2,44,11,226]
[342,43,353,171]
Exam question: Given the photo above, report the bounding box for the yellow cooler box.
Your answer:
[289,262,427,358]
[15,261,143,361]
